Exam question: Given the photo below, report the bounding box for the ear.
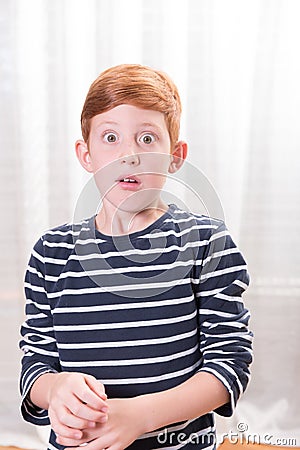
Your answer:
[75,139,94,173]
[168,140,188,173]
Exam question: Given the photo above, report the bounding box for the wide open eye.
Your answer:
[103,132,118,143]
[139,133,155,145]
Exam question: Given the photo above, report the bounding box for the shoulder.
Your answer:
[31,216,94,257]
[43,217,92,241]
[163,204,226,237]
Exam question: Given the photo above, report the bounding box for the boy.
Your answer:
[20,64,253,450]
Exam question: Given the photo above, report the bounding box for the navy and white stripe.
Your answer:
[19,204,253,449]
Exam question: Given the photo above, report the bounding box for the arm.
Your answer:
[20,237,61,425]
[139,371,229,431]
[20,237,108,439]
[195,221,253,416]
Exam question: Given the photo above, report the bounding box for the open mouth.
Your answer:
[120,177,138,183]
[116,175,141,189]
[117,175,140,184]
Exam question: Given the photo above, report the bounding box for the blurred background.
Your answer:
[0,0,299,447]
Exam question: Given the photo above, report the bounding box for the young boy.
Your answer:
[20,64,253,450]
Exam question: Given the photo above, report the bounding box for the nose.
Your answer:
[121,153,140,166]
[120,143,140,166]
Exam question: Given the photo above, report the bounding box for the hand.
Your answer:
[56,397,147,450]
[47,372,108,441]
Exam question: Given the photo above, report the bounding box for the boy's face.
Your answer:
[76,104,186,213]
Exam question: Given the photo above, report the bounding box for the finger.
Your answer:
[68,385,108,417]
[50,408,83,440]
[56,434,89,447]
[69,397,108,422]
[66,435,110,450]
[57,422,108,447]
[85,375,107,400]
[75,377,107,410]
[59,406,99,430]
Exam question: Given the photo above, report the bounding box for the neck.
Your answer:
[95,199,168,236]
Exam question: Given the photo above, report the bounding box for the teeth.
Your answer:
[123,178,136,183]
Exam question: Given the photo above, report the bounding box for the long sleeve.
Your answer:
[193,221,253,416]
[19,236,61,425]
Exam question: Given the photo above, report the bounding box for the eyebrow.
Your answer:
[94,120,163,132]
[140,122,162,128]
[95,120,119,126]
[138,122,165,134]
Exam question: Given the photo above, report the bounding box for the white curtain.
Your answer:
[1,0,299,447]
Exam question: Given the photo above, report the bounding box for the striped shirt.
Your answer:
[19,204,253,450]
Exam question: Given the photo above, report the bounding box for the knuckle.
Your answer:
[72,402,82,416]
[56,436,70,446]
[51,423,64,436]
[59,411,68,424]
[79,389,89,402]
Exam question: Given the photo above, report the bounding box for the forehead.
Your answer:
[90,104,168,132]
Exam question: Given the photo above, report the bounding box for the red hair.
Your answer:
[81,64,182,150]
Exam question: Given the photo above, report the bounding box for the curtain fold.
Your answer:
[238,0,300,437]
[0,0,299,447]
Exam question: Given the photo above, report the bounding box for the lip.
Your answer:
[116,174,142,190]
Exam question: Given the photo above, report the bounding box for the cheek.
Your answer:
[143,173,167,188]
[141,153,171,175]
[93,161,117,194]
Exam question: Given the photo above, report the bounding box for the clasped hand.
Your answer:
[48,373,144,449]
